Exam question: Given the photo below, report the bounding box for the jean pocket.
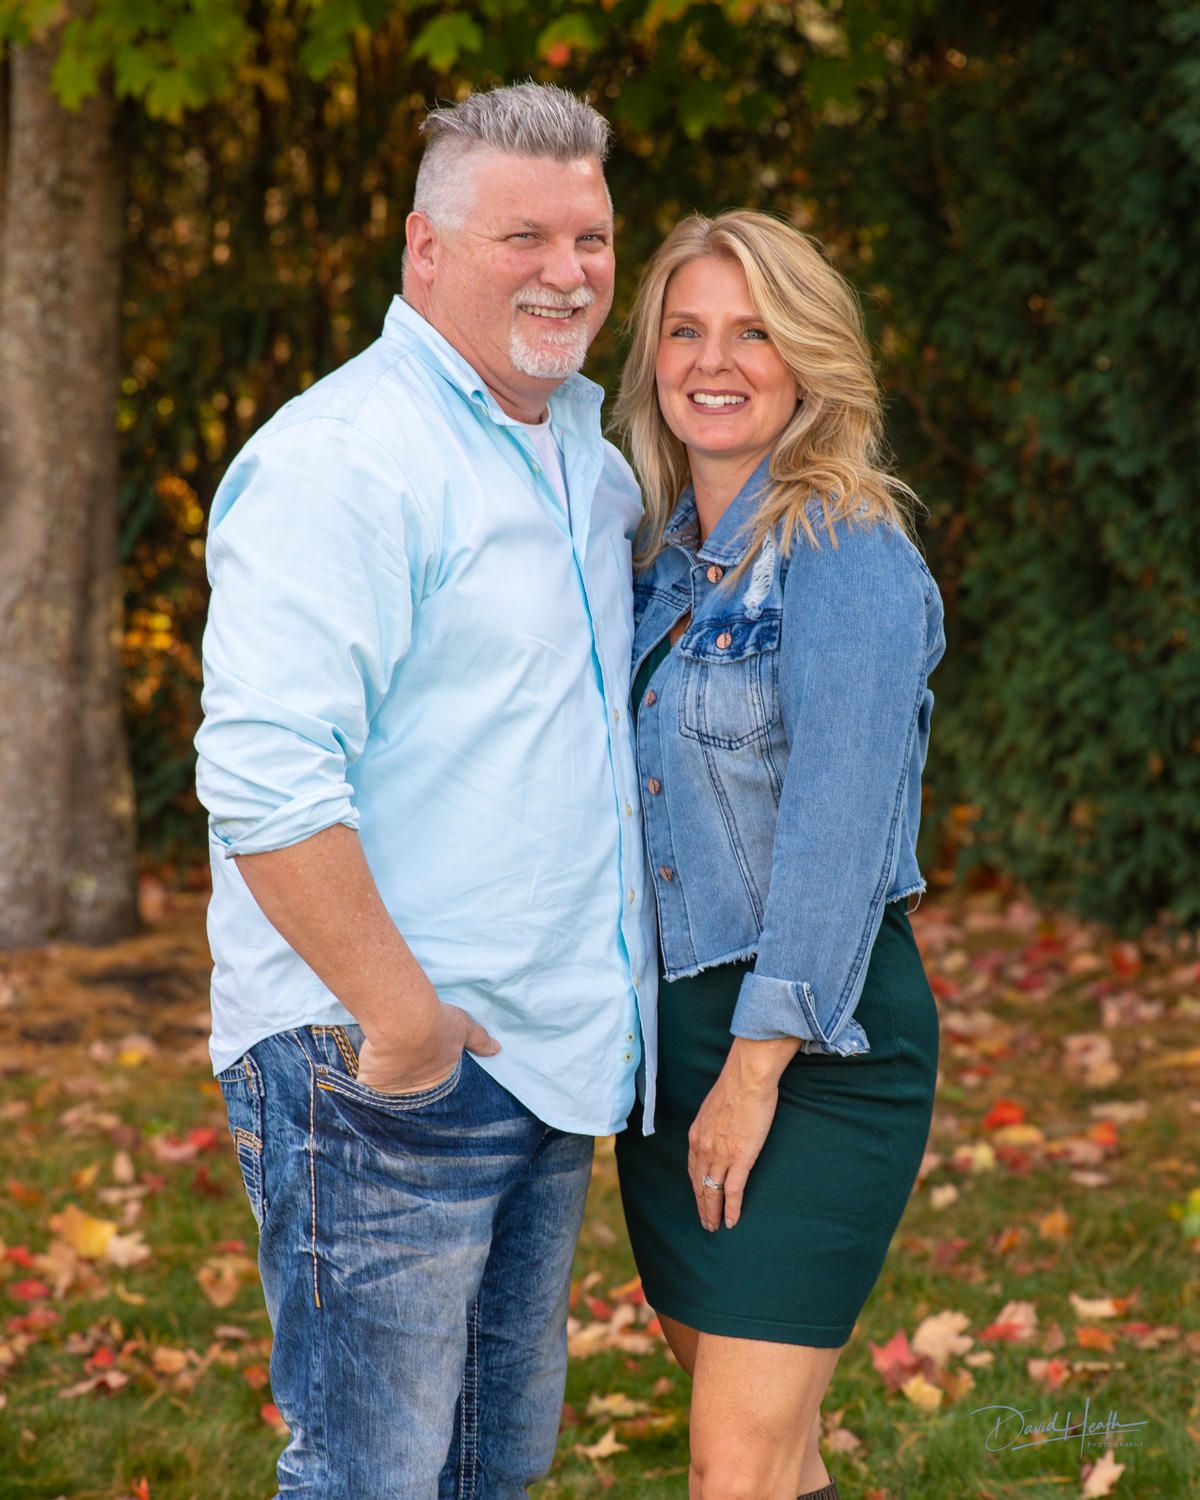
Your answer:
[309,1024,466,1114]
[678,613,781,749]
[217,1053,267,1227]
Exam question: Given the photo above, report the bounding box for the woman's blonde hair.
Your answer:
[613,209,917,574]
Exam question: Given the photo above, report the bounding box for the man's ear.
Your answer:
[405,211,438,287]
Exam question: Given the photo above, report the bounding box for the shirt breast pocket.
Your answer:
[678,613,781,750]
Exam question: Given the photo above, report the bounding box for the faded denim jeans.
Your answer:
[217,1024,593,1498]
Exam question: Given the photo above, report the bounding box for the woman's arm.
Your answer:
[689,518,942,1229]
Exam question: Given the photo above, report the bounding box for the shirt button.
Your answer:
[532,463,542,474]
[624,801,633,816]
[707,564,724,583]
[658,865,675,882]
[716,631,733,650]
[625,1031,635,1043]
[643,688,657,707]
[613,708,620,724]
[628,888,637,903]
[622,1051,633,1064]
[646,777,661,795]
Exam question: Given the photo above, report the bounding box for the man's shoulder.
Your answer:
[253,336,444,456]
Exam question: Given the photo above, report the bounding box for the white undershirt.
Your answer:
[515,415,569,518]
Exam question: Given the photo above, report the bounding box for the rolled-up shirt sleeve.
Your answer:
[195,420,421,857]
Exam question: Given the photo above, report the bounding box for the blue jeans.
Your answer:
[217,1024,593,1499]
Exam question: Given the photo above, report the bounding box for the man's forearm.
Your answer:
[234,823,440,1044]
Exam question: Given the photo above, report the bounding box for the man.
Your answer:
[195,83,656,1499]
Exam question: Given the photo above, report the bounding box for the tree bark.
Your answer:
[0,27,136,946]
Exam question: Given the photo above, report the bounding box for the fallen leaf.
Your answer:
[58,1369,129,1398]
[196,1253,258,1308]
[930,1184,959,1210]
[151,1347,190,1375]
[983,1099,1025,1130]
[260,1402,288,1433]
[586,1392,646,1419]
[911,1310,973,1367]
[578,1427,628,1461]
[1027,1356,1070,1391]
[7,1279,51,1302]
[1062,1032,1120,1087]
[1087,1100,1147,1125]
[869,1330,921,1389]
[49,1204,118,1261]
[1037,1207,1071,1242]
[950,1143,996,1175]
[1075,1325,1116,1352]
[980,1300,1038,1343]
[899,1372,943,1413]
[1081,1448,1125,1498]
[1069,1294,1129,1320]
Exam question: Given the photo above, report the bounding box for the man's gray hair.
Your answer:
[413,82,613,229]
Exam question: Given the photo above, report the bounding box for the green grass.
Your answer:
[0,893,1196,1498]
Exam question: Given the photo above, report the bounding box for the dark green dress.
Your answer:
[616,638,939,1348]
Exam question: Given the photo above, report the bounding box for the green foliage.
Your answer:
[809,0,1200,929]
[8,0,1193,926]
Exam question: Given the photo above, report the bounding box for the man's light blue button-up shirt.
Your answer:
[195,296,658,1136]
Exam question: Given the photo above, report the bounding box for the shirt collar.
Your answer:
[663,453,773,566]
[381,295,604,434]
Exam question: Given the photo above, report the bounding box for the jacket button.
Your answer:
[647,777,661,795]
[707,564,724,583]
[716,631,732,650]
[658,865,674,882]
[643,688,657,707]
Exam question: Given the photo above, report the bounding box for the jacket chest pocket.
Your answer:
[678,614,781,749]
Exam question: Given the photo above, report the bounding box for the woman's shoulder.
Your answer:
[785,503,938,598]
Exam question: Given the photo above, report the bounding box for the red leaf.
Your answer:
[4,1245,35,1268]
[188,1126,220,1153]
[8,1279,51,1301]
[260,1402,288,1431]
[980,1321,1024,1343]
[8,1307,60,1334]
[130,1480,152,1500]
[86,1346,116,1370]
[983,1099,1026,1130]
[586,1297,614,1321]
[869,1330,921,1388]
[1086,1121,1120,1151]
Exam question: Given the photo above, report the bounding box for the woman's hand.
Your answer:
[688,1036,802,1230]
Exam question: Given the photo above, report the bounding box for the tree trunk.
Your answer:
[0,27,136,947]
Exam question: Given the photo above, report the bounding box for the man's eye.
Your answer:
[578,234,608,244]
[509,232,538,242]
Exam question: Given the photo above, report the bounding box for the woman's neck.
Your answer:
[689,450,768,544]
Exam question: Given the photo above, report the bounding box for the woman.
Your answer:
[613,210,945,1500]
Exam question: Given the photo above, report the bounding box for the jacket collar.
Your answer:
[381,295,604,433]
[663,453,773,566]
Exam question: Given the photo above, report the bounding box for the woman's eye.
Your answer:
[668,326,699,338]
[743,327,769,340]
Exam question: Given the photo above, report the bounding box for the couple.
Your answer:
[196,82,944,1500]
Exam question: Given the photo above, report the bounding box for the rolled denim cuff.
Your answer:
[730,971,871,1057]
[211,789,360,858]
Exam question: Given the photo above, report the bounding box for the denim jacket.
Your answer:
[632,461,945,1056]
